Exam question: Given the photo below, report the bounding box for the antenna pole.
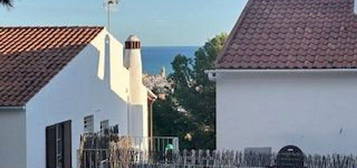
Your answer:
[105,0,119,32]
[107,3,111,32]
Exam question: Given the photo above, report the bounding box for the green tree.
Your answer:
[0,0,13,7]
[153,33,228,150]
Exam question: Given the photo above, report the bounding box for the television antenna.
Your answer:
[104,0,119,32]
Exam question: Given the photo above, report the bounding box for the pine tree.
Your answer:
[153,33,228,149]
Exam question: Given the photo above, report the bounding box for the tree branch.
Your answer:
[0,0,13,7]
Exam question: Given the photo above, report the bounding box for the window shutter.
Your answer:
[63,121,72,168]
[46,125,57,168]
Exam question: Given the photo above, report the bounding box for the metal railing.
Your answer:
[126,136,179,152]
[77,136,179,168]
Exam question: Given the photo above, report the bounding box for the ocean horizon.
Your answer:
[142,46,199,74]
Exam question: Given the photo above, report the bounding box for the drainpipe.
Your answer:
[205,70,217,81]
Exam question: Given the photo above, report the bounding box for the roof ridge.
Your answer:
[215,0,254,67]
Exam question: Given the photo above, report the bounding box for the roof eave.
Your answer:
[206,68,357,81]
[147,89,158,100]
[208,68,357,73]
[0,106,25,110]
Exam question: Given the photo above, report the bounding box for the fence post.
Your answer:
[191,149,196,167]
[183,149,187,167]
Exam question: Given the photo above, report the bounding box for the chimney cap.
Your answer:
[126,35,140,42]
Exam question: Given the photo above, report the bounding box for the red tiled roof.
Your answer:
[216,0,357,69]
[0,26,104,106]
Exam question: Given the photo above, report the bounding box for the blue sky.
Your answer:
[1,0,248,46]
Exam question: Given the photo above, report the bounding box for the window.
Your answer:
[100,120,109,134]
[46,120,71,168]
[84,115,94,134]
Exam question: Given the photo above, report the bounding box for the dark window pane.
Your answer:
[46,120,71,168]
[46,125,57,168]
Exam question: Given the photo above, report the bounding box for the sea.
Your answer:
[141,46,199,74]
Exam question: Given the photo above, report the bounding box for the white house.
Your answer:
[0,26,153,168]
[208,0,357,154]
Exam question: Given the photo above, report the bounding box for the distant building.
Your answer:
[208,0,357,154]
[143,67,171,100]
[0,26,153,168]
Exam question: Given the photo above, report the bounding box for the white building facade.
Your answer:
[0,27,150,168]
[210,0,357,154]
[214,70,357,154]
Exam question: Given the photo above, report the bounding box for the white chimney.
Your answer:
[125,35,143,104]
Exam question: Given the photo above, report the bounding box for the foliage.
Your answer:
[153,33,228,150]
[0,0,13,7]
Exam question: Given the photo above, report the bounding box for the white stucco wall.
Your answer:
[25,29,148,168]
[126,47,148,138]
[0,108,26,168]
[216,71,357,154]
[129,86,149,138]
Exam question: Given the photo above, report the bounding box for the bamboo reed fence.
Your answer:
[77,133,357,168]
[78,148,357,168]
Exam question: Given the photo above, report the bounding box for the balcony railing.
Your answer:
[77,135,179,168]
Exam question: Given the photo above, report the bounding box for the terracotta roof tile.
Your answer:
[0,26,104,106]
[216,0,357,69]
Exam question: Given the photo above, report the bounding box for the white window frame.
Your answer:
[84,115,94,134]
[100,120,110,134]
